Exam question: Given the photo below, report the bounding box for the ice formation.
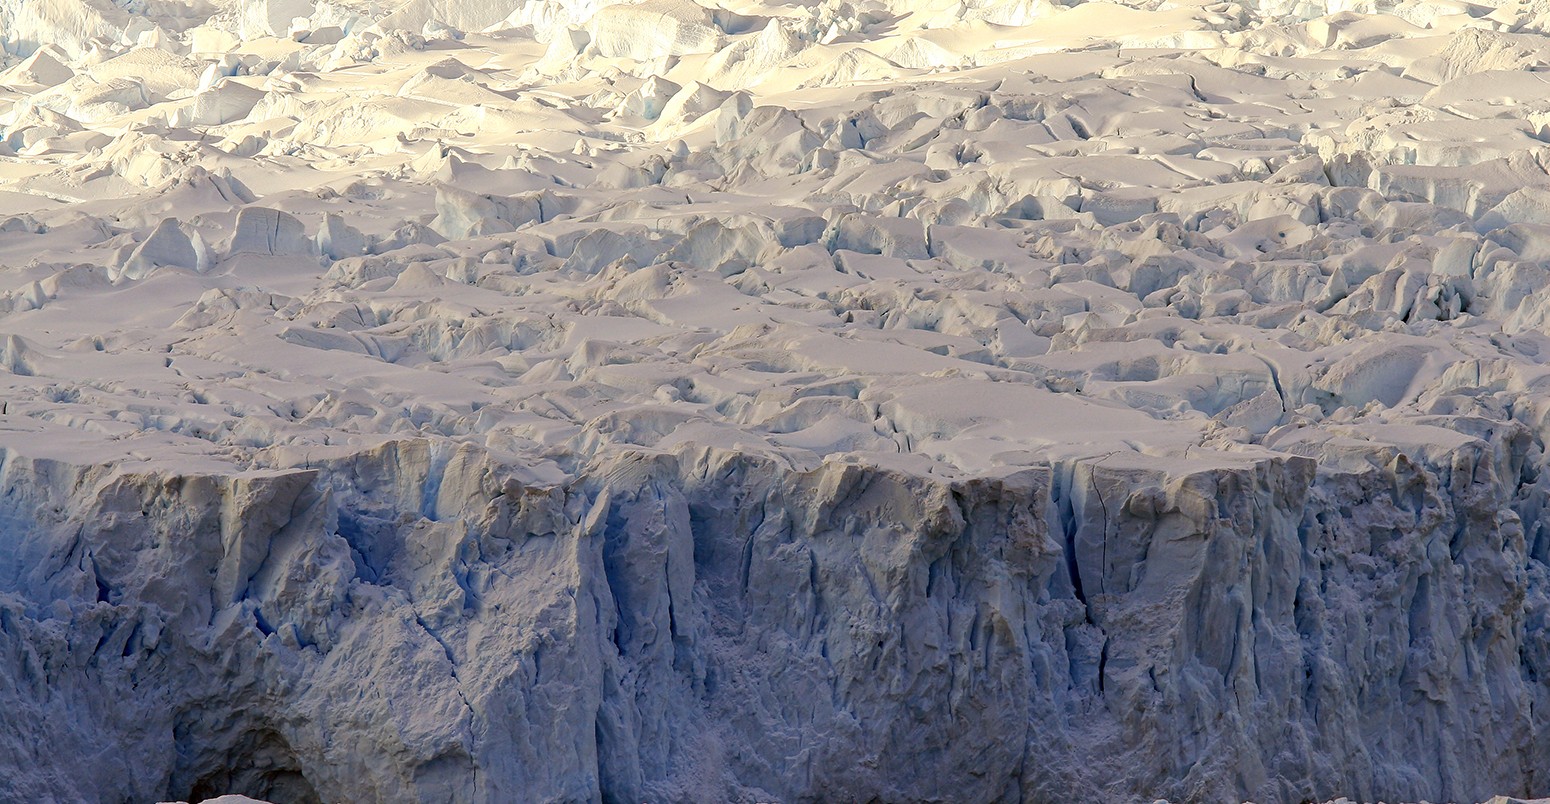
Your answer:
[2,0,1550,801]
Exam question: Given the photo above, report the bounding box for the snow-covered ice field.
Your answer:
[3,0,1550,800]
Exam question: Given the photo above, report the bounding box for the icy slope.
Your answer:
[1,0,1550,801]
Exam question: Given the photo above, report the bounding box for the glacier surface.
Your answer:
[0,0,1549,801]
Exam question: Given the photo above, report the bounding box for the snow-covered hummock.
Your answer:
[4,0,1550,802]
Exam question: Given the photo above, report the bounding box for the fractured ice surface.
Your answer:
[2,0,1550,801]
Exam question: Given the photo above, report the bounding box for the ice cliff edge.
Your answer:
[1,424,1546,802]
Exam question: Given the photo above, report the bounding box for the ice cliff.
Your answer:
[1,0,1550,800]
[7,428,1548,803]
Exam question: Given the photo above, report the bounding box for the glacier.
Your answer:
[7,434,1550,803]
[0,0,1549,800]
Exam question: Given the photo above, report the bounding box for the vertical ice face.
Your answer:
[227,207,311,257]
[3,433,1547,803]
[3,0,1550,801]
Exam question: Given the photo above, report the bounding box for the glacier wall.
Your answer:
[2,430,1546,803]
[8,0,1550,800]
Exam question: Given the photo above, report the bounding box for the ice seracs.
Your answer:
[227,207,310,258]
[115,217,206,281]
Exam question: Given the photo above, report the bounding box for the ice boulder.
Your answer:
[318,213,367,260]
[237,0,315,38]
[116,218,205,281]
[883,36,962,69]
[653,81,730,129]
[660,219,771,273]
[86,49,203,100]
[830,213,929,259]
[1478,186,1550,230]
[0,0,150,60]
[430,183,541,240]
[1311,338,1447,409]
[616,75,682,120]
[563,227,657,273]
[700,18,806,89]
[375,0,534,37]
[228,207,311,258]
[169,80,266,127]
[536,26,591,73]
[586,0,724,60]
[0,44,74,89]
[3,105,86,153]
[1403,28,1550,84]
